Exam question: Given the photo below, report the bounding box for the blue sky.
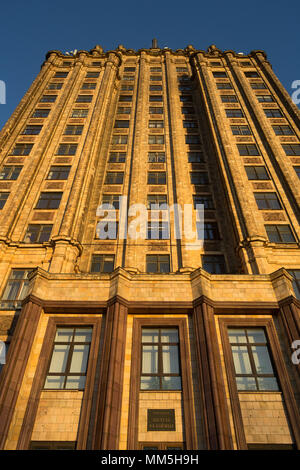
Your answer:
[0,0,299,129]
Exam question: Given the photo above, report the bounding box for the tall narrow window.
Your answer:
[0,193,9,209]
[141,328,181,390]
[44,327,92,390]
[228,328,279,391]
[0,269,31,309]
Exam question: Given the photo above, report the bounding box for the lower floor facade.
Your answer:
[0,266,299,450]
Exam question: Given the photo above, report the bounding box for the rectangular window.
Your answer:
[32,109,50,118]
[40,95,57,103]
[228,327,279,391]
[147,221,169,240]
[264,109,283,118]
[213,71,227,78]
[245,71,260,77]
[76,95,92,103]
[117,107,131,114]
[282,144,300,155]
[10,143,33,156]
[217,83,233,89]
[121,85,134,91]
[149,85,162,91]
[226,109,244,118]
[150,75,162,81]
[150,67,162,72]
[146,255,170,274]
[24,224,52,243]
[124,67,136,72]
[44,327,92,390]
[294,166,300,179]
[71,109,88,118]
[141,328,181,390]
[149,107,163,114]
[193,194,214,209]
[22,125,42,135]
[149,95,163,102]
[147,194,167,209]
[104,172,124,184]
[185,135,201,144]
[0,193,9,209]
[147,172,166,184]
[231,125,252,135]
[265,225,296,243]
[202,255,226,274]
[122,76,134,81]
[251,82,267,89]
[221,95,238,103]
[190,172,209,185]
[179,85,192,91]
[86,72,99,78]
[245,166,270,180]
[111,135,128,145]
[257,95,274,102]
[64,125,83,135]
[148,135,164,145]
[101,194,120,210]
[148,152,165,163]
[119,95,132,102]
[54,72,68,78]
[149,120,164,128]
[47,166,71,180]
[183,121,198,128]
[254,192,281,210]
[81,82,96,90]
[188,152,204,163]
[287,270,300,299]
[47,83,63,90]
[108,152,126,163]
[0,269,30,308]
[36,192,62,210]
[202,222,220,240]
[114,120,129,128]
[272,125,294,135]
[237,144,260,156]
[56,144,77,155]
[181,107,195,115]
[180,95,193,102]
[0,166,22,181]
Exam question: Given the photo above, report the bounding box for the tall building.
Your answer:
[0,41,299,451]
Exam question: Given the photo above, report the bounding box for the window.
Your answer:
[149,107,163,114]
[185,135,201,144]
[122,75,134,81]
[0,193,9,209]
[47,166,71,180]
[193,194,214,209]
[180,95,192,102]
[40,95,57,103]
[117,107,131,114]
[216,83,233,89]
[178,75,190,82]
[231,125,252,135]
[10,143,33,156]
[221,95,238,103]
[179,85,192,91]
[24,224,52,243]
[202,255,226,273]
[228,327,279,391]
[257,95,274,102]
[124,67,136,72]
[149,95,163,102]
[183,121,198,128]
[181,107,195,114]
[81,82,96,90]
[108,152,126,163]
[211,61,222,66]
[176,67,188,73]
[104,172,124,184]
[0,166,22,180]
[254,192,281,210]
[86,72,99,78]
[265,225,295,243]
[294,166,300,179]
[147,194,167,209]
[149,85,162,91]
[149,120,164,128]
[213,71,227,78]
[91,61,101,67]
[71,109,88,118]
[250,83,267,91]
[47,83,63,90]
[64,125,83,135]
[96,221,118,240]
[119,95,132,102]
[147,172,166,184]
[141,328,181,390]
[44,327,92,390]
[288,270,300,299]
[148,152,165,163]
[272,125,294,135]
[76,95,92,103]
[91,254,115,273]
[150,75,162,81]
[264,109,283,118]
[237,144,260,156]
[146,255,170,274]
[201,222,220,240]
[240,61,252,67]
[32,109,50,118]
[0,269,30,308]
[101,194,120,210]
[111,135,128,145]
[282,144,300,155]
[188,152,204,163]
[121,85,134,91]
[30,442,76,450]
[36,192,62,210]
[114,120,129,128]
[226,109,244,118]
[148,135,164,145]
[150,67,162,72]
[245,166,270,180]
[245,71,260,77]
[54,72,68,78]
[56,144,77,155]
[0,341,7,375]
[147,221,169,240]
[22,125,42,135]
[190,172,209,185]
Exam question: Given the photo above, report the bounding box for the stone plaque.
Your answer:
[147,409,175,431]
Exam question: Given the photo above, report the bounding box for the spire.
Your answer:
[152,38,158,49]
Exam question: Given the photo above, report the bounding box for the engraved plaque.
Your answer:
[263,212,286,221]
[147,409,175,431]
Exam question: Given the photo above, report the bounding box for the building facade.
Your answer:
[0,42,299,450]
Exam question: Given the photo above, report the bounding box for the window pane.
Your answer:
[257,377,279,391]
[246,328,266,343]
[236,376,256,391]
[251,345,274,374]
[69,345,90,373]
[162,345,179,374]
[161,376,182,390]
[73,328,92,343]
[44,375,65,389]
[231,346,252,374]
[142,329,159,343]
[141,376,160,390]
[55,328,73,342]
[65,376,86,389]
[48,345,70,373]
[142,345,158,373]
[228,329,247,343]
[161,329,179,343]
